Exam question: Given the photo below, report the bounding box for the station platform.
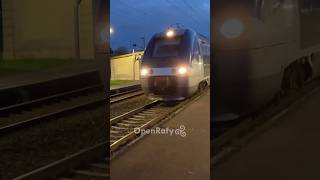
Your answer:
[0,62,97,89]
[214,88,320,180]
[111,91,210,180]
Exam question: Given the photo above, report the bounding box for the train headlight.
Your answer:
[220,19,244,39]
[141,68,151,76]
[177,66,188,75]
[166,29,175,38]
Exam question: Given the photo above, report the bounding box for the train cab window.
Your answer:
[152,38,181,58]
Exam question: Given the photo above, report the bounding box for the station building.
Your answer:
[111,51,144,80]
[1,0,94,60]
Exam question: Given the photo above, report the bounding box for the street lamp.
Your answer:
[141,37,146,50]
[110,27,114,34]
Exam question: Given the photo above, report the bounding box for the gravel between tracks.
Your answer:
[110,95,152,118]
[0,106,106,180]
[0,94,151,179]
[0,92,103,128]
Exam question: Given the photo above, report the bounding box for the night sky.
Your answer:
[110,0,210,50]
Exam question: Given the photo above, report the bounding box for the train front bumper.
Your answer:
[141,76,193,101]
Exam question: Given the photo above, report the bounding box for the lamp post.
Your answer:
[132,48,136,80]
[141,37,146,50]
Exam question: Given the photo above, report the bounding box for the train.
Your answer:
[140,28,210,101]
[213,0,320,121]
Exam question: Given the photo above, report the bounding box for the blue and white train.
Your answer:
[140,28,210,100]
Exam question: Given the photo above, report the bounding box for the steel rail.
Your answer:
[0,87,143,136]
[0,84,103,116]
[14,89,209,180]
[13,142,108,180]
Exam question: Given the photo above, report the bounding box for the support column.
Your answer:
[2,0,15,59]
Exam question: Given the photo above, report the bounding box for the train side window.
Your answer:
[203,45,210,64]
[199,43,207,64]
[193,40,200,62]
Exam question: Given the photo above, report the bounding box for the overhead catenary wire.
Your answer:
[179,0,209,27]
[111,0,208,31]
[111,0,161,26]
[117,0,154,16]
[110,0,209,47]
[163,0,200,27]
[181,0,210,24]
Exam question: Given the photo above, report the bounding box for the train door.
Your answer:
[201,42,210,79]
[191,38,204,84]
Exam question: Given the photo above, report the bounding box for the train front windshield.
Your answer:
[152,37,182,58]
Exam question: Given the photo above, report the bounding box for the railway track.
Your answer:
[110,88,209,155]
[110,88,144,104]
[14,89,209,180]
[14,142,108,180]
[0,84,104,117]
[212,79,320,166]
[0,85,142,135]
[110,100,165,152]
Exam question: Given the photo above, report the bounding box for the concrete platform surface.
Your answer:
[0,62,97,89]
[214,88,320,180]
[111,91,210,180]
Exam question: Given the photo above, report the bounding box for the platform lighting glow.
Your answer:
[177,66,187,75]
[220,19,244,39]
[141,68,150,76]
[166,29,175,37]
